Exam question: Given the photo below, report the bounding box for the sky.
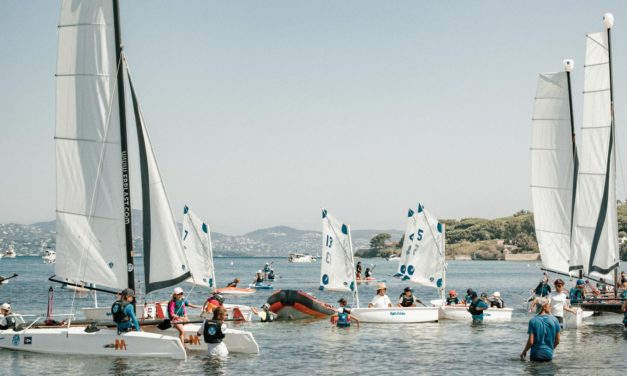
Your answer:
[2,1,627,235]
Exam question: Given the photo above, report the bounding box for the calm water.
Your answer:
[0,257,625,375]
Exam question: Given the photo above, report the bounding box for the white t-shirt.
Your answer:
[370,294,391,308]
[548,291,569,317]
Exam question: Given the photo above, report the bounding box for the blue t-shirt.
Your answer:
[471,300,489,321]
[528,315,560,361]
[168,299,189,319]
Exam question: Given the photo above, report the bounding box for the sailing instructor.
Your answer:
[112,288,141,333]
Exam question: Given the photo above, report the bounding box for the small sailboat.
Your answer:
[400,204,513,322]
[288,253,314,263]
[42,249,56,264]
[320,209,438,323]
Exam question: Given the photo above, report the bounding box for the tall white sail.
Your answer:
[55,0,128,289]
[530,71,575,276]
[319,209,356,293]
[182,206,216,289]
[394,208,419,278]
[127,71,191,293]
[397,204,444,289]
[570,29,619,282]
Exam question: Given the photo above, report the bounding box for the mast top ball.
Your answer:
[603,13,614,29]
[563,59,574,72]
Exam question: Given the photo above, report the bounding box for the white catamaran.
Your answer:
[0,0,190,359]
[319,209,438,323]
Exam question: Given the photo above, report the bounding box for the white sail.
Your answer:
[182,206,216,289]
[530,72,575,276]
[397,204,444,289]
[570,31,619,282]
[127,70,191,293]
[55,0,128,289]
[319,209,356,293]
[394,208,419,278]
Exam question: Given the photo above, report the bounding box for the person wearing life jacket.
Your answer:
[397,286,425,307]
[0,303,15,330]
[202,292,225,315]
[263,262,271,274]
[333,298,359,328]
[569,279,586,304]
[197,306,229,357]
[463,288,475,305]
[168,287,201,345]
[253,270,265,285]
[364,267,372,279]
[488,292,505,308]
[111,288,141,334]
[446,290,460,305]
[467,291,489,324]
[533,276,552,298]
[267,269,276,281]
[226,278,240,288]
[259,303,275,323]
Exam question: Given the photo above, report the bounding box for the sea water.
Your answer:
[0,257,625,375]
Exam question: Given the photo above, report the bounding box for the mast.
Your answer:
[564,59,582,279]
[604,14,619,295]
[112,0,135,291]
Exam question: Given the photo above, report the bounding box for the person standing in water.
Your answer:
[333,298,359,328]
[548,279,578,328]
[197,306,229,357]
[521,298,561,362]
[468,291,489,324]
[355,261,362,280]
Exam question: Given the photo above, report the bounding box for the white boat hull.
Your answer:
[437,305,513,322]
[83,303,254,323]
[145,324,259,354]
[350,307,439,323]
[0,326,186,360]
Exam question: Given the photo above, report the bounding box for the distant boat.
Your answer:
[4,244,16,259]
[386,255,400,261]
[288,253,314,263]
[42,249,56,264]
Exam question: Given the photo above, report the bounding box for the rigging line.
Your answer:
[69,48,125,318]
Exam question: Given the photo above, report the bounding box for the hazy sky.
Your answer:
[2,1,627,234]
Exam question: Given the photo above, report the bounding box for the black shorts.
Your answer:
[556,316,563,324]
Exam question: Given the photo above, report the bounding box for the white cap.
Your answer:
[0,303,10,311]
[493,291,501,297]
[173,287,184,295]
[257,270,262,273]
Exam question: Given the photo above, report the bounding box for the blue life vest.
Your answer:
[446,297,460,305]
[569,287,583,303]
[337,310,351,327]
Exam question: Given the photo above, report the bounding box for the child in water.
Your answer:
[197,306,229,356]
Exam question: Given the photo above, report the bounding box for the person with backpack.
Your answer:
[111,288,141,334]
[333,298,359,328]
[467,291,489,324]
[197,306,229,356]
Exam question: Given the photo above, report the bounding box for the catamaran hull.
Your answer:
[350,307,439,323]
[437,305,513,322]
[0,327,186,359]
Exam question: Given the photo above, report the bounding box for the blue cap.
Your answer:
[576,279,585,286]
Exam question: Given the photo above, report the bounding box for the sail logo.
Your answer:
[114,339,127,350]
[187,335,201,345]
[389,311,406,316]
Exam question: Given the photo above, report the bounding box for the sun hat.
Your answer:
[121,288,135,297]
[449,290,457,297]
[376,282,387,291]
[173,287,184,295]
[493,291,501,297]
